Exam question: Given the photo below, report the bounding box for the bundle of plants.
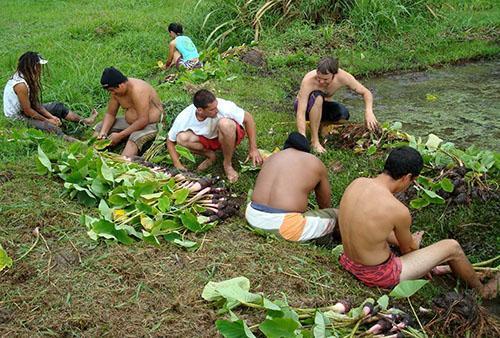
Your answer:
[36,141,241,249]
[424,291,500,338]
[327,122,499,209]
[202,277,429,337]
[325,121,408,154]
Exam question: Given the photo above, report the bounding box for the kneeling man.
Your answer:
[167,89,262,182]
[338,146,497,298]
[95,67,163,156]
[245,132,337,242]
[295,57,378,153]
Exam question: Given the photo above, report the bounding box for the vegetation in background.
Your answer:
[0,0,498,336]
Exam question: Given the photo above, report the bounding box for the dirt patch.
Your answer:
[0,171,14,185]
[240,48,266,68]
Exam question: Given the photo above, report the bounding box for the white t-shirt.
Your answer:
[168,98,245,141]
[3,72,28,118]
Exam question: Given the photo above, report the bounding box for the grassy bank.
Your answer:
[1,0,499,336]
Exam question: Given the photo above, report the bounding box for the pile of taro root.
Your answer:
[130,156,242,222]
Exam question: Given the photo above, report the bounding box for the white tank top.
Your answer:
[3,72,28,118]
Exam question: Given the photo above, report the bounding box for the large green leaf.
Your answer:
[172,188,190,204]
[439,178,454,193]
[158,196,171,212]
[99,158,114,182]
[98,199,112,221]
[313,311,327,338]
[176,145,196,163]
[91,220,134,244]
[259,317,300,338]
[216,319,256,338]
[202,277,251,302]
[181,211,203,232]
[389,279,428,299]
[425,134,443,150]
[410,197,430,209]
[376,295,389,310]
[36,145,53,174]
[0,244,13,272]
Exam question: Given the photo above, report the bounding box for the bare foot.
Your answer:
[312,142,326,154]
[197,154,216,171]
[412,230,425,248]
[431,265,452,276]
[82,109,98,126]
[480,274,499,299]
[224,165,239,183]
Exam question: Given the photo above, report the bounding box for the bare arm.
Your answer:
[314,164,331,209]
[166,139,185,169]
[296,80,310,136]
[13,83,53,121]
[98,97,120,138]
[341,71,378,130]
[165,40,176,68]
[393,209,416,254]
[242,111,263,166]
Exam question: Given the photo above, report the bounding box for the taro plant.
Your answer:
[0,244,13,272]
[202,276,427,337]
[36,141,239,249]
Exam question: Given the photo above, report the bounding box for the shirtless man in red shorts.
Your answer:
[338,146,498,298]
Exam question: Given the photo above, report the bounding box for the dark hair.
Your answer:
[383,146,424,180]
[100,67,128,88]
[283,132,310,153]
[193,89,216,108]
[317,57,339,75]
[168,23,183,35]
[17,51,44,108]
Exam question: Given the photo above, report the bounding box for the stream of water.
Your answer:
[338,60,500,151]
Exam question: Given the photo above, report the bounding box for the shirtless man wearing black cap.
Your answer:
[245,132,338,242]
[95,67,163,156]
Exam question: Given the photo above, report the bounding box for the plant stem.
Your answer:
[407,297,427,337]
[473,255,500,267]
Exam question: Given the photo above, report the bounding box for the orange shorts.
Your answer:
[198,121,245,151]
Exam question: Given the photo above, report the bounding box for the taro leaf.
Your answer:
[0,244,13,272]
[366,145,377,156]
[158,196,171,212]
[136,202,154,215]
[390,121,402,131]
[140,215,154,230]
[421,188,445,204]
[76,190,97,207]
[141,192,163,200]
[216,319,256,338]
[439,178,454,193]
[259,317,300,338]
[156,219,180,232]
[263,298,282,311]
[202,276,251,302]
[313,311,328,338]
[216,284,262,306]
[172,188,190,204]
[116,224,143,239]
[176,145,196,163]
[36,145,53,174]
[94,138,112,150]
[142,230,160,246]
[376,295,389,310]
[425,134,443,150]
[80,214,98,229]
[108,191,129,208]
[98,199,112,221]
[409,197,430,209]
[91,219,134,244]
[389,279,428,299]
[180,211,202,232]
[133,181,158,199]
[173,238,198,251]
[99,158,114,182]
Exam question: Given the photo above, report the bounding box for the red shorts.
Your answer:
[198,122,245,151]
[339,252,402,289]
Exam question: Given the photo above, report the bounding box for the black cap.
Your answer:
[283,132,310,153]
[101,67,128,88]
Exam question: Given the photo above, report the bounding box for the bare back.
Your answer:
[113,78,163,124]
[252,149,327,212]
[339,178,408,265]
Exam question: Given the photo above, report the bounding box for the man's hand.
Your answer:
[247,148,263,166]
[108,132,123,146]
[97,132,108,140]
[365,113,379,131]
[48,117,61,127]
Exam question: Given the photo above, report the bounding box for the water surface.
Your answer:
[338,61,500,151]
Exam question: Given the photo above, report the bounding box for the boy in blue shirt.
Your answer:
[163,23,202,70]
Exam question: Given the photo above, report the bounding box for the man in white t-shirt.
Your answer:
[167,89,262,182]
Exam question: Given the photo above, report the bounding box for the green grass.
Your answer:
[0,0,499,336]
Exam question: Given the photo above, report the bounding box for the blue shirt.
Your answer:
[175,36,199,61]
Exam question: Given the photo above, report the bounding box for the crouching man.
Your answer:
[95,67,163,156]
[167,89,262,182]
[338,146,497,298]
[245,132,337,242]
